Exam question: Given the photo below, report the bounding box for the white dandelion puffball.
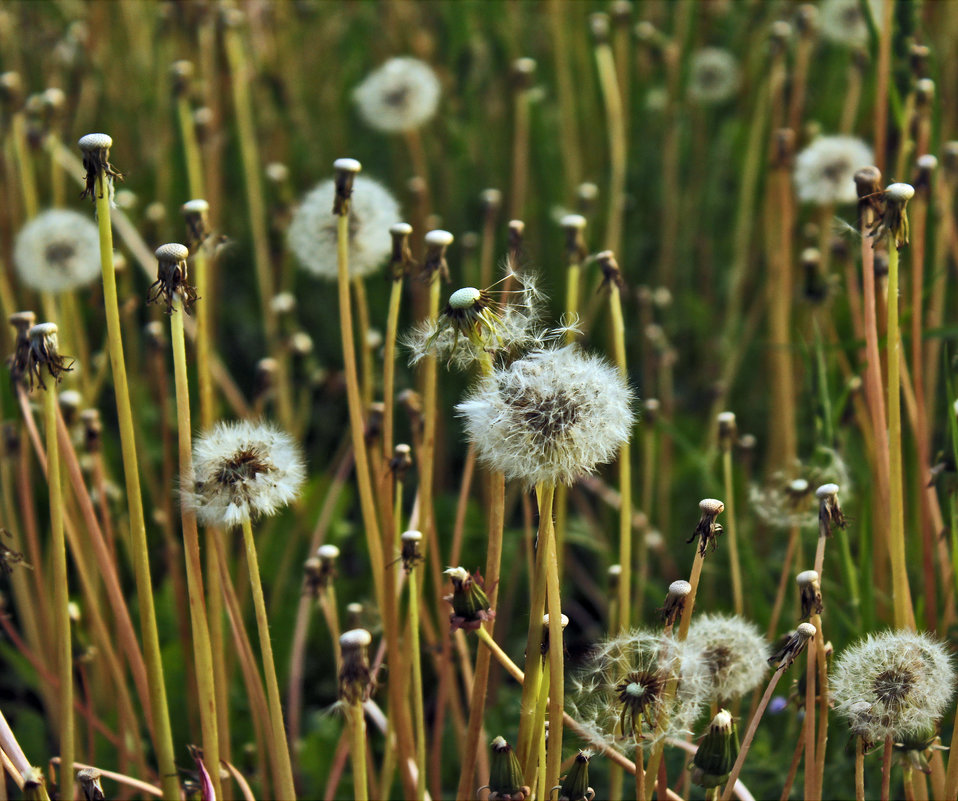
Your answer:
[456,345,634,486]
[186,420,306,528]
[287,175,399,280]
[353,57,441,134]
[569,629,710,751]
[687,48,741,105]
[821,0,883,48]
[14,209,101,292]
[794,136,874,205]
[831,629,956,743]
[686,613,769,703]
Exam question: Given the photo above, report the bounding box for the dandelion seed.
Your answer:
[353,57,441,134]
[686,613,770,703]
[456,344,633,486]
[794,136,875,205]
[185,420,306,528]
[687,48,741,105]
[568,629,709,751]
[831,630,956,745]
[13,210,100,293]
[287,175,400,280]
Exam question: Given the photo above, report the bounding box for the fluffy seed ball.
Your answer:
[831,630,956,744]
[456,345,634,486]
[794,136,875,205]
[686,613,770,703]
[14,209,101,292]
[353,57,441,133]
[820,0,883,48]
[185,420,306,528]
[287,175,400,280]
[569,629,709,751]
[687,48,741,106]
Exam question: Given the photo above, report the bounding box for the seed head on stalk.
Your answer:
[686,613,770,703]
[149,243,198,315]
[13,210,100,293]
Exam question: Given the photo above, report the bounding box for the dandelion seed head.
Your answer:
[820,0,882,48]
[568,629,709,751]
[831,630,956,743]
[287,175,400,281]
[13,210,100,293]
[687,48,741,105]
[185,420,306,528]
[456,344,633,485]
[749,448,850,528]
[794,136,875,205]
[686,613,769,703]
[353,57,440,134]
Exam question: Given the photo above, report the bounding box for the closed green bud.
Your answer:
[690,709,739,788]
[555,750,595,801]
[444,567,495,631]
[479,736,529,800]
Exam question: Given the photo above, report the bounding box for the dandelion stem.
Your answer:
[240,516,297,799]
[855,736,866,801]
[346,698,368,801]
[517,482,557,785]
[886,238,916,630]
[545,501,564,793]
[722,448,743,616]
[881,733,893,801]
[41,376,72,797]
[92,169,180,801]
[169,299,223,800]
[407,560,426,801]
[678,547,705,642]
[593,33,626,256]
[719,667,787,801]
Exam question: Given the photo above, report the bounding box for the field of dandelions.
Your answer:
[2,0,958,799]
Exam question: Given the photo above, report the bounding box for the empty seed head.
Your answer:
[400,529,423,572]
[78,132,122,201]
[25,322,72,389]
[768,622,816,671]
[149,243,197,314]
[797,569,824,618]
[660,580,693,628]
[338,628,372,704]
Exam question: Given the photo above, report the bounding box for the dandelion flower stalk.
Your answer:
[28,324,73,796]
[78,133,179,801]
[400,532,427,801]
[509,58,536,219]
[591,15,626,256]
[717,412,743,616]
[882,183,917,630]
[339,630,372,801]
[157,243,223,801]
[598,252,633,629]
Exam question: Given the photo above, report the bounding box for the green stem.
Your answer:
[42,381,72,796]
[886,242,915,629]
[408,566,426,801]
[93,172,180,801]
[722,449,743,616]
[609,284,632,630]
[240,516,296,799]
[594,40,626,256]
[347,699,368,801]
[170,302,223,800]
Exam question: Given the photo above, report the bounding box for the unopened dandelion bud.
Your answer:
[338,628,372,704]
[59,389,82,425]
[388,222,415,280]
[346,602,364,629]
[576,182,599,215]
[555,749,594,801]
[150,242,197,314]
[26,322,72,389]
[511,57,536,89]
[795,4,818,36]
[80,409,101,452]
[444,566,494,631]
[690,709,739,788]
[400,529,423,573]
[797,569,823,618]
[768,622,816,670]
[423,229,453,281]
[169,59,194,97]
[332,157,362,216]
[561,214,588,264]
[181,198,211,251]
[507,219,525,257]
[873,182,913,248]
[816,482,846,535]
[390,443,413,481]
[717,412,737,451]
[596,250,624,290]
[590,13,611,43]
[912,154,937,195]
[895,723,941,775]
[482,736,530,801]
[687,498,725,556]
[77,767,105,800]
[660,580,692,628]
[607,564,622,595]
[78,132,122,201]
[915,77,935,110]
[541,612,569,655]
